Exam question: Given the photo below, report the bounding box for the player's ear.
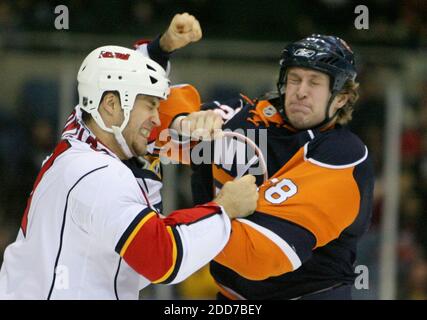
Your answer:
[100,92,120,116]
[333,93,349,110]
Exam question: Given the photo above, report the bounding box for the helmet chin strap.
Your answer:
[90,108,136,159]
[309,92,339,130]
[112,108,136,159]
[111,125,135,159]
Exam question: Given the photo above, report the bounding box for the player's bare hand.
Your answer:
[172,110,223,140]
[160,13,202,52]
[214,175,259,219]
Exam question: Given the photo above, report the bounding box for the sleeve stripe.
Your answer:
[236,218,302,270]
[163,227,183,284]
[162,203,223,227]
[152,226,177,283]
[304,143,369,169]
[116,209,156,255]
[117,214,182,282]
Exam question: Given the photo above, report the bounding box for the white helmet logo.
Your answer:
[294,48,316,58]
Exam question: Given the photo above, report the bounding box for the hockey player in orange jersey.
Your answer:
[186,35,374,300]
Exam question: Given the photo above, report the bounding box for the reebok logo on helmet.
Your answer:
[294,48,316,58]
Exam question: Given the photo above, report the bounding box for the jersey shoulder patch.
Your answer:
[249,100,283,125]
[305,126,368,168]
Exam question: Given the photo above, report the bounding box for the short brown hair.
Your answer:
[335,80,360,125]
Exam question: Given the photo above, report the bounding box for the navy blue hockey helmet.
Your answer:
[276,34,357,128]
[277,34,357,93]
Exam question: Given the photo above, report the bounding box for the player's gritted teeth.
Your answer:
[139,127,151,139]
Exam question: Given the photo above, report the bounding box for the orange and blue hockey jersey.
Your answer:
[191,94,374,299]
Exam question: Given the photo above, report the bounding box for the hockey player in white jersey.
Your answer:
[0,13,258,300]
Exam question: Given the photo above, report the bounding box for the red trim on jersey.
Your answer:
[21,140,71,236]
[122,214,176,281]
[162,202,222,227]
[120,202,223,281]
[63,118,79,133]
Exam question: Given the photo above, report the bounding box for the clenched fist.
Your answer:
[160,13,202,52]
[214,175,259,219]
[171,110,224,140]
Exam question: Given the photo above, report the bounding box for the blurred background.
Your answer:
[0,0,426,300]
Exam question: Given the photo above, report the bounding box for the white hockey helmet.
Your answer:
[77,45,170,157]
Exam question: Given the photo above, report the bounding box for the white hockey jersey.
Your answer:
[0,106,231,299]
